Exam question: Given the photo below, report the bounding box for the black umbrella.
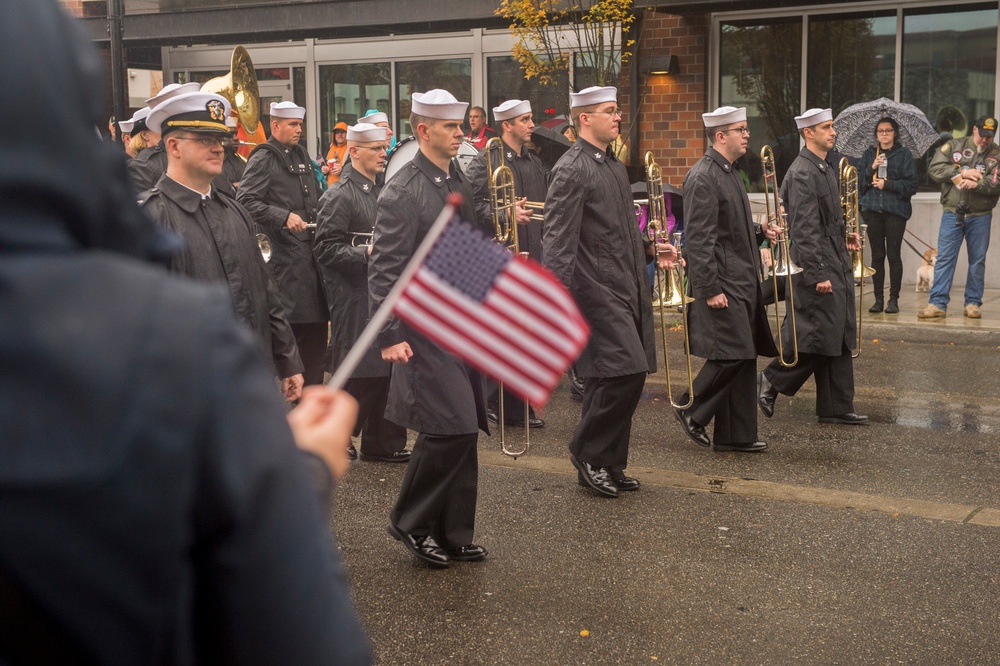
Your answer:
[834,98,939,159]
[529,125,572,169]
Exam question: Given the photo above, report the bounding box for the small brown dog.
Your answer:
[915,248,937,292]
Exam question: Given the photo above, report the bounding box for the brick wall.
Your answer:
[627,12,710,188]
[60,0,84,16]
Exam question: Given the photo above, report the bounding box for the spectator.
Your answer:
[326,121,349,185]
[0,3,371,663]
[857,116,918,314]
[919,116,1000,320]
[466,105,497,149]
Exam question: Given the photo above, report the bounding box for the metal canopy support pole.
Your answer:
[108,0,127,138]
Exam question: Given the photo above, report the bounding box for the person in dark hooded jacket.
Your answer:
[0,3,371,664]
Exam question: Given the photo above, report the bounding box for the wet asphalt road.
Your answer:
[330,320,1000,665]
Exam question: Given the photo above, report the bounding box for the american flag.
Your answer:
[392,214,589,407]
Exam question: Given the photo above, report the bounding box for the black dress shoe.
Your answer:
[758,372,778,418]
[387,525,451,567]
[504,416,546,429]
[885,299,899,314]
[869,300,884,313]
[445,544,488,562]
[609,472,641,491]
[818,413,869,425]
[714,441,768,453]
[347,443,358,461]
[359,450,412,463]
[568,369,585,402]
[673,406,709,447]
[569,455,618,498]
[486,408,499,425]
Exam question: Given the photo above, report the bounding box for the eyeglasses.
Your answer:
[588,108,623,117]
[723,126,750,136]
[876,129,895,135]
[175,135,229,147]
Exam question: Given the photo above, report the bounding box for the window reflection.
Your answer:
[318,63,391,153]
[719,17,802,192]
[396,58,471,138]
[487,56,569,128]
[902,4,998,190]
[808,12,896,117]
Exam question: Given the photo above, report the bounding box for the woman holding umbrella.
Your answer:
[857,116,918,313]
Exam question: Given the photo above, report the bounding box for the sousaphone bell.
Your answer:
[201,46,260,136]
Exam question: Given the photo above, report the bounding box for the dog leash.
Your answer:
[902,237,927,259]
[905,228,935,250]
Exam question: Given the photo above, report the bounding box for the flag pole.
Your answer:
[325,195,461,391]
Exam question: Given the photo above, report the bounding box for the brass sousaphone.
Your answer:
[200,45,260,137]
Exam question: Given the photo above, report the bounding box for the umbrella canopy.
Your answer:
[834,97,940,159]
[530,125,573,170]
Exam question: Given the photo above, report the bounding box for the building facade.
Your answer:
[68,0,1000,286]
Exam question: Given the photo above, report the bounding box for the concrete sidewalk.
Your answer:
[860,285,1000,331]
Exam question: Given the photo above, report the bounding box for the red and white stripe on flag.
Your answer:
[393,257,589,407]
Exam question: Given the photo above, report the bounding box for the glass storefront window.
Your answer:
[318,63,391,152]
[395,58,471,138]
[573,51,622,92]
[487,56,569,128]
[719,17,802,192]
[902,4,998,189]
[807,12,896,117]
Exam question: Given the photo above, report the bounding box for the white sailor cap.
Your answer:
[118,118,135,134]
[130,106,152,134]
[702,106,746,128]
[411,89,468,121]
[147,92,232,136]
[270,101,306,120]
[570,86,618,109]
[225,116,238,131]
[493,99,531,122]
[145,82,201,109]
[360,110,389,125]
[347,122,388,143]
[795,108,833,130]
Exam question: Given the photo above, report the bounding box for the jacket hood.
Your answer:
[0,1,176,262]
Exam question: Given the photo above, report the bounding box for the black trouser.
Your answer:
[760,274,787,306]
[569,372,646,472]
[682,359,758,445]
[343,376,407,456]
[292,322,329,386]
[863,210,906,300]
[390,432,478,550]
[762,344,855,417]
[486,381,535,422]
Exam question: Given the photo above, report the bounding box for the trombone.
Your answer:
[760,145,801,367]
[485,136,531,457]
[839,160,873,358]
[644,151,695,410]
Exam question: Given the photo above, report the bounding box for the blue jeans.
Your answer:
[928,210,993,309]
